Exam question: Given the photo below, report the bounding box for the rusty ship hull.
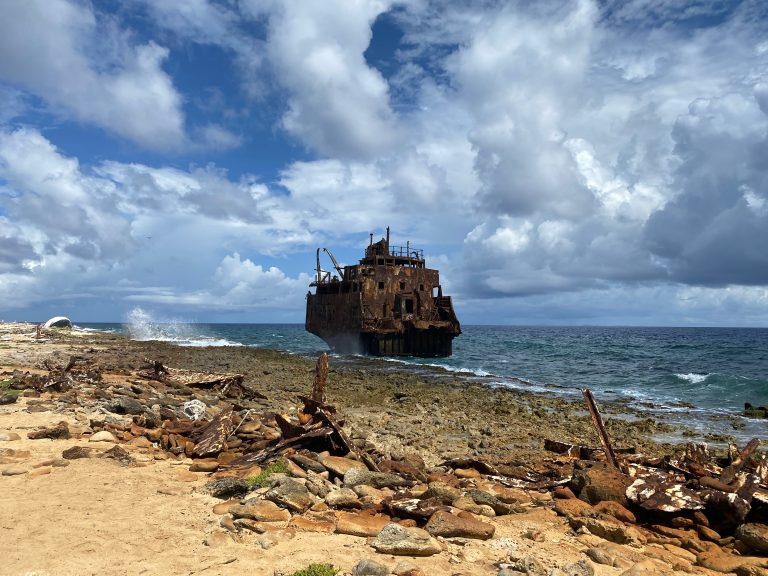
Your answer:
[305,229,461,357]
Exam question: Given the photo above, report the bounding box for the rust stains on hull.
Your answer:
[305,227,461,357]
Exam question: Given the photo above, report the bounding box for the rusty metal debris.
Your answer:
[305,227,461,357]
[581,388,621,470]
[137,358,256,399]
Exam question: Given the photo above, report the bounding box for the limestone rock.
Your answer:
[568,517,645,545]
[189,460,219,472]
[554,498,594,518]
[264,478,314,512]
[425,510,495,540]
[0,432,21,441]
[325,487,359,508]
[594,500,636,524]
[229,500,291,522]
[2,466,27,476]
[571,461,629,506]
[352,559,389,576]
[468,489,513,515]
[62,446,92,459]
[203,477,249,499]
[738,524,768,554]
[89,430,117,443]
[288,515,336,533]
[318,454,367,477]
[344,467,407,489]
[424,481,462,504]
[335,511,391,537]
[370,523,441,556]
[28,421,70,440]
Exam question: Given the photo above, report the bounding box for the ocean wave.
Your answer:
[379,356,493,377]
[674,372,710,384]
[125,308,243,347]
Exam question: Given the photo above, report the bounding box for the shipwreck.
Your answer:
[305,227,461,357]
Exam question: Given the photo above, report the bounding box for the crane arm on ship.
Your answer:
[323,247,344,278]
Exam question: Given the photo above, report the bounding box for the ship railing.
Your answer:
[387,246,423,260]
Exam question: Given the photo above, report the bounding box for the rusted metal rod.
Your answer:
[581,388,620,469]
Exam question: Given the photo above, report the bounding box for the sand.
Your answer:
[0,323,708,576]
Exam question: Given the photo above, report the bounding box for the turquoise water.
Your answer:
[79,313,768,443]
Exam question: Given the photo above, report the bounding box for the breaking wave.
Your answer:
[674,372,710,384]
[125,308,242,347]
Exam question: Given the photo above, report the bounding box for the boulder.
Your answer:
[568,517,645,545]
[594,501,636,524]
[571,461,630,506]
[344,467,406,489]
[43,316,72,328]
[229,501,291,522]
[737,524,768,554]
[318,454,367,477]
[370,523,441,556]
[325,488,359,508]
[264,478,314,512]
[425,510,495,540]
[335,511,391,537]
[352,559,390,576]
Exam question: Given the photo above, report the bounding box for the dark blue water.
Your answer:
[79,311,768,443]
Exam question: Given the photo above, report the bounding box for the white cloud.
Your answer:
[0,0,186,150]
[260,0,401,157]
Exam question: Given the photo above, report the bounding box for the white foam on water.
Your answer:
[675,372,710,384]
[125,307,242,347]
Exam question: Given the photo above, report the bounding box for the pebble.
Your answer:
[0,432,21,441]
[2,466,27,476]
[28,466,52,477]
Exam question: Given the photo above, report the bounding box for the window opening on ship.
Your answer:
[378,281,384,289]
[399,281,405,290]
[405,299,414,313]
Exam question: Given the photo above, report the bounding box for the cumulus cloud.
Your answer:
[0,0,187,150]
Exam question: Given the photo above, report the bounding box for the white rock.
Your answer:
[89,431,117,443]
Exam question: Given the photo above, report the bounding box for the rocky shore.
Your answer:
[1,322,766,576]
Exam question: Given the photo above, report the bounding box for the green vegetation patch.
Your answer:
[245,458,290,488]
[289,564,338,576]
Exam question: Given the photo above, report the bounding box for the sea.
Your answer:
[77,308,768,446]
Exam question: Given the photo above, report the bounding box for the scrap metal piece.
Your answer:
[720,438,760,485]
[626,472,705,512]
[193,405,234,457]
[311,352,329,404]
[581,388,620,470]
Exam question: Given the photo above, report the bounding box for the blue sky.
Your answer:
[1,0,767,326]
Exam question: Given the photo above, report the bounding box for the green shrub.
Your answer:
[289,564,338,576]
[245,458,290,488]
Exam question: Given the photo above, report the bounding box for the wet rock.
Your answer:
[229,501,291,522]
[204,477,250,499]
[62,446,92,459]
[344,467,407,489]
[28,421,70,440]
[352,559,389,576]
[425,510,495,540]
[737,524,768,554]
[370,523,441,556]
[335,511,391,537]
[264,478,314,513]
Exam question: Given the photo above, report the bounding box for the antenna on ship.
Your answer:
[386,226,390,248]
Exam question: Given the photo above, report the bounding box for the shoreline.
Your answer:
[2,321,767,576]
[1,322,710,464]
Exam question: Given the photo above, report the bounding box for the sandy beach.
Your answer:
[1,323,764,576]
